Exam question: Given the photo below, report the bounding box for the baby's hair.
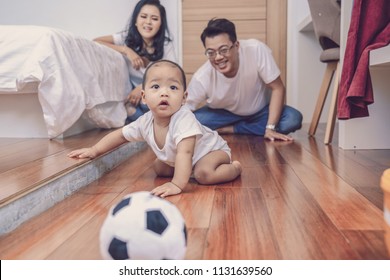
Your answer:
[142,60,187,90]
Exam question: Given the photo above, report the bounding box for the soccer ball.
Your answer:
[99,191,187,260]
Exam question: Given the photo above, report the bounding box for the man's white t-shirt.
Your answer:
[186,39,280,116]
[112,31,177,87]
[122,106,231,167]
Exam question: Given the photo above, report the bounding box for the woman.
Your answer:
[94,0,177,123]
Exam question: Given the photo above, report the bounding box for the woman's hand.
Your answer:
[127,85,143,106]
[150,182,182,198]
[123,46,145,70]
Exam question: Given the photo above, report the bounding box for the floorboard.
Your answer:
[0,124,389,260]
[0,129,114,206]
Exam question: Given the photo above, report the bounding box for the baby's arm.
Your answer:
[151,136,195,198]
[67,128,127,159]
[172,136,196,189]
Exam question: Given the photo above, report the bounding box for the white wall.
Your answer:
[0,0,331,125]
[0,0,180,60]
[338,0,390,149]
[287,0,331,124]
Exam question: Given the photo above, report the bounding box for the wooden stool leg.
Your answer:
[324,62,340,144]
[308,62,337,136]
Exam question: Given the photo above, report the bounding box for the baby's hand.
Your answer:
[67,147,97,159]
[151,182,182,198]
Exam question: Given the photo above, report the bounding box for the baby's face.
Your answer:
[142,62,186,118]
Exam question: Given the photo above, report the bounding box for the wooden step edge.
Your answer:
[0,160,89,208]
[0,141,147,235]
[0,159,89,207]
[0,129,116,206]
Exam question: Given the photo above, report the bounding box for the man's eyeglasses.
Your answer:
[205,44,235,59]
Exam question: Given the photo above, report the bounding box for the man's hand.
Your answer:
[264,129,293,141]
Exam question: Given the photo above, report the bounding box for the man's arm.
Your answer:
[185,77,208,111]
[265,77,293,141]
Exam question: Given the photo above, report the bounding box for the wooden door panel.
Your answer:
[182,0,266,21]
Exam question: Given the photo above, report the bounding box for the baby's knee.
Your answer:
[153,160,174,177]
[193,168,212,184]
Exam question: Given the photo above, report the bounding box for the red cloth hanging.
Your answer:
[337,0,390,119]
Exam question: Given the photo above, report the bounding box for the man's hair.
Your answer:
[142,60,187,90]
[200,18,237,46]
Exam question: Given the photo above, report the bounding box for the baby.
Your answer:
[68,60,241,197]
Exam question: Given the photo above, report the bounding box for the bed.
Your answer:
[0,25,131,138]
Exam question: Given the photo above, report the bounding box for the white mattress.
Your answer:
[0,25,131,138]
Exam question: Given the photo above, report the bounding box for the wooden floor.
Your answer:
[0,124,389,260]
[0,129,114,206]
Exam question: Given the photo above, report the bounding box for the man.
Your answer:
[186,18,302,141]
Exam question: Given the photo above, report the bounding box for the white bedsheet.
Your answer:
[0,25,131,138]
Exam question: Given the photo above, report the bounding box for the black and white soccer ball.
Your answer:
[99,191,187,260]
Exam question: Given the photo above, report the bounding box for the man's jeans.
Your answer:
[193,105,303,135]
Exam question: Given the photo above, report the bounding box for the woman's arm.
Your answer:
[94,35,145,70]
[94,35,126,54]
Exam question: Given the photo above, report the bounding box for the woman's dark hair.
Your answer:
[125,0,172,61]
[200,18,237,46]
